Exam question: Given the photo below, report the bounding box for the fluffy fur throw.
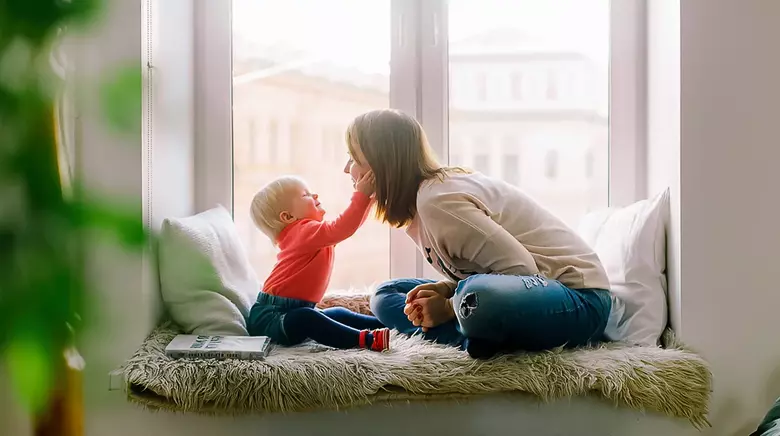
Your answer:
[123,293,711,428]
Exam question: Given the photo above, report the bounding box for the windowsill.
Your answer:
[123,293,712,428]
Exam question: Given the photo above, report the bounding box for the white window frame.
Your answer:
[194,0,233,215]
[193,0,647,281]
[609,0,648,207]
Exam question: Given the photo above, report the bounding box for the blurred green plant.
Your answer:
[1,0,148,414]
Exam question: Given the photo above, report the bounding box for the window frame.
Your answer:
[193,0,648,281]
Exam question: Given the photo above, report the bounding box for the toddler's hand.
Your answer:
[355,171,375,197]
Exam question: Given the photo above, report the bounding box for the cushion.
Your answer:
[158,205,260,335]
[578,189,669,346]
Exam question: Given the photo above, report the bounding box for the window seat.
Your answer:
[122,294,711,429]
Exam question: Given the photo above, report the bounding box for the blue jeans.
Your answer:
[248,293,384,348]
[370,274,612,358]
[751,397,780,436]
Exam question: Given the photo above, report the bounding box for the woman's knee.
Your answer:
[373,278,406,298]
[453,275,504,314]
[370,280,405,321]
[454,277,503,339]
[370,278,429,313]
[454,274,545,339]
[373,278,432,296]
[370,280,395,311]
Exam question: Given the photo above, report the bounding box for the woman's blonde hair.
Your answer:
[250,175,305,244]
[346,109,458,228]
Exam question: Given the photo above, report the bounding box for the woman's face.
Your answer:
[343,140,371,187]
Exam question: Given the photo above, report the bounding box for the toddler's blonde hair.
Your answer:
[250,175,305,244]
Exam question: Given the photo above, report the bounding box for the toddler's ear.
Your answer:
[279,211,296,223]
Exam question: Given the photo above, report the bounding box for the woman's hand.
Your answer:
[405,280,455,302]
[404,282,457,331]
[355,171,375,197]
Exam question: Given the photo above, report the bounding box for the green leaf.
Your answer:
[0,38,34,93]
[5,332,54,414]
[0,0,102,43]
[59,0,104,28]
[99,66,142,134]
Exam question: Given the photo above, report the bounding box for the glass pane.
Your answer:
[232,0,391,291]
[502,155,520,186]
[448,0,610,227]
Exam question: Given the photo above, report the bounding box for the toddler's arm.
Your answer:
[299,172,374,247]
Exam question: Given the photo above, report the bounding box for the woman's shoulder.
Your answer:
[417,170,546,216]
[417,170,474,200]
[419,170,509,195]
[417,170,512,209]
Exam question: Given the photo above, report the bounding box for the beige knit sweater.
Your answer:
[406,171,610,291]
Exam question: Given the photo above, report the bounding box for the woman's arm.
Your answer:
[406,191,540,330]
[419,192,540,276]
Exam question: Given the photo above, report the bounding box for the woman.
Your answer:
[343,109,616,358]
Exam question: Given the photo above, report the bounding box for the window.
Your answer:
[320,127,330,160]
[267,120,279,164]
[198,0,643,286]
[231,0,391,290]
[248,120,262,164]
[247,221,258,252]
[503,155,520,186]
[501,136,520,186]
[474,154,490,174]
[289,122,304,163]
[448,0,609,225]
[585,149,594,179]
[545,71,560,101]
[475,72,488,101]
[334,130,344,162]
[544,149,559,180]
[511,72,524,101]
[449,138,463,166]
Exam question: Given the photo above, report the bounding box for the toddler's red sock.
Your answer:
[358,328,390,351]
[369,328,390,352]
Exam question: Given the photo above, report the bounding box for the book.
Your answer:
[165,334,272,360]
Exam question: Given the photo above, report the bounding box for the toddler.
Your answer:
[247,172,390,351]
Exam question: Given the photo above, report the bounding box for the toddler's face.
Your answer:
[285,183,325,222]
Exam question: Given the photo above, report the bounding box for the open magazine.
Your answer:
[165,335,272,360]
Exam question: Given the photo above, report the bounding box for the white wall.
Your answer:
[65,0,154,424]
[648,1,780,434]
[58,0,195,433]
[0,0,153,432]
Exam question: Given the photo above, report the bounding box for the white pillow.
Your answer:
[578,189,669,346]
[158,205,260,335]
